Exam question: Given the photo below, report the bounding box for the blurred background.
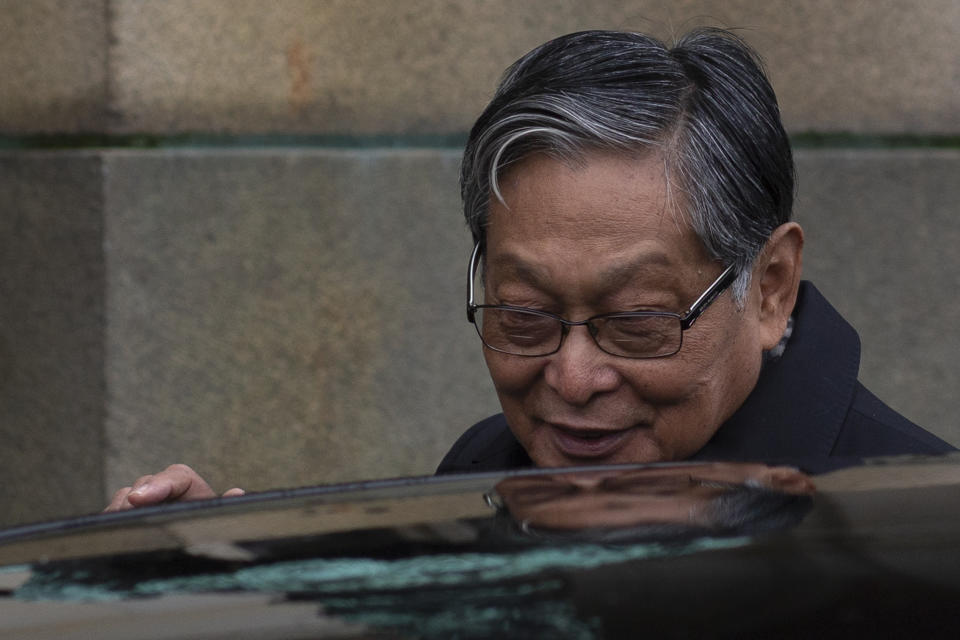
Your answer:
[1,0,958,527]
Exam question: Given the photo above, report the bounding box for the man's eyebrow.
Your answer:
[484,253,553,288]
[486,250,676,292]
[596,253,674,290]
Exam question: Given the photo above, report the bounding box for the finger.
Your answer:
[103,487,135,512]
[126,464,215,506]
[131,474,156,491]
[106,464,222,511]
[126,476,176,506]
[221,488,245,498]
[163,463,217,500]
[121,472,173,507]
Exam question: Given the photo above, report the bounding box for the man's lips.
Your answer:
[547,423,638,459]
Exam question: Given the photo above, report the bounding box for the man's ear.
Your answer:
[753,222,804,351]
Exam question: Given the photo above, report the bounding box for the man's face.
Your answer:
[481,152,766,467]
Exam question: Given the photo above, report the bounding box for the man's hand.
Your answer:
[104,463,244,512]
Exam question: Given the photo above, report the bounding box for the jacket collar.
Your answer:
[691,282,861,467]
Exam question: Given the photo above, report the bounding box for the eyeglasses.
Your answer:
[466,242,737,359]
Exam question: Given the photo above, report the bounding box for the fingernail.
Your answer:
[130,482,152,497]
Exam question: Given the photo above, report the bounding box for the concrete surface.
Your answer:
[101,149,498,501]
[0,0,108,133]
[796,149,960,440]
[1,146,957,529]
[104,0,960,134]
[1,0,958,529]
[94,149,960,501]
[0,153,107,526]
[2,0,957,134]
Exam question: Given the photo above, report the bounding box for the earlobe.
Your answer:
[755,222,804,351]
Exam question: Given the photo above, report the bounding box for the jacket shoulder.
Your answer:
[435,414,531,474]
[832,383,956,457]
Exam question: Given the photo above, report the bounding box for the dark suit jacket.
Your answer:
[437,282,955,475]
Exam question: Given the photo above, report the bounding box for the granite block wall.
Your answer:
[5,1,958,135]
[0,154,107,524]
[1,0,957,527]
[795,150,960,436]
[101,150,494,497]
[0,0,109,132]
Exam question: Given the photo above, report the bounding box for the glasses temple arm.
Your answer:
[681,264,737,329]
[467,241,482,321]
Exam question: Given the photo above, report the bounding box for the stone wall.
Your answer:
[2,0,958,526]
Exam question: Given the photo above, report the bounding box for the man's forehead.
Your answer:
[485,152,701,250]
[493,151,678,214]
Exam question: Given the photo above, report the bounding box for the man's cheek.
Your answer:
[485,355,540,394]
[618,361,709,405]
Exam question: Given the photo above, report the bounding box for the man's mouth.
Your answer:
[548,423,636,460]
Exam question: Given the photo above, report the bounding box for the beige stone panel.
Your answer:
[102,149,499,499]
[795,149,960,445]
[108,0,959,134]
[745,0,960,133]
[108,0,600,134]
[0,0,108,133]
[99,148,960,507]
[0,152,107,528]
[2,147,958,532]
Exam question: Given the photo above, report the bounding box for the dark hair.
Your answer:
[460,28,795,300]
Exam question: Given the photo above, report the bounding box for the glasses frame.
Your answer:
[466,242,738,359]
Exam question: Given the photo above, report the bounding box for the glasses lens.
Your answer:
[474,307,562,356]
[594,314,681,358]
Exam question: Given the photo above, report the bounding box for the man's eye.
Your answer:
[500,310,550,328]
[608,317,653,336]
[485,310,556,345]
[604,316,675,349]
[500,312,555,339]
[608,317,668,339]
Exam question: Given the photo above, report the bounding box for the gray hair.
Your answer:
[460,29,795,301]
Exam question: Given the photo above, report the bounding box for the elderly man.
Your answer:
[106,28,952,511]
[436,28,954,475]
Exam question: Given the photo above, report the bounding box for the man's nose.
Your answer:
[543,325,620,405]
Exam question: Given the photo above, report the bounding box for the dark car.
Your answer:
[2,456,959,639]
